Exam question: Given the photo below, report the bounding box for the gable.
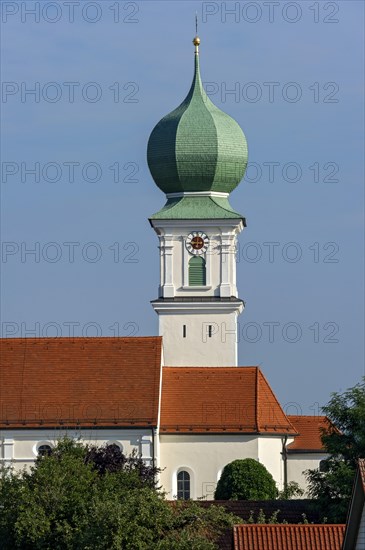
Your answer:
[160,367,296,434]
[287,415,333,452]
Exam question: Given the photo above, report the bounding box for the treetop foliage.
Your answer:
[214,458,278,501]
[0,438,237,550]
[306,377,365,522]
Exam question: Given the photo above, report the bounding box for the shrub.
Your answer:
[214,459,278,500]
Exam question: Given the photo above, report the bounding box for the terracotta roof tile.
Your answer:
[160,367,296,434]
[0,337,162,428]
[359,458,365,491]
[287,416,333,452]
[233,524,345,550]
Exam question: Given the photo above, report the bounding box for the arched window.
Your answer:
[189,256,206,286]
[37,444,52,457]
[177,470,190,500]
[106,442,123,455]
[319,459,329,473]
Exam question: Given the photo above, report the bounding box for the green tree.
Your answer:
[0,438,238,550]
[277,481,304,500]
[305,378,365,522]
[214,459,278,500]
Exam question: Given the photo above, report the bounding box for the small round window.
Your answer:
[37,444,52,457]
[106,442,123,453]
[106,441,123,456]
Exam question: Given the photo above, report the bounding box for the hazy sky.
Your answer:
[1,1,364,413]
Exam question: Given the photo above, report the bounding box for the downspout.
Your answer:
[153,338,163,489]
[281,435,288,493]
[152,427,160,489]
[152,427,155,470]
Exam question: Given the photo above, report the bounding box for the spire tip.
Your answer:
[193,13,200,53]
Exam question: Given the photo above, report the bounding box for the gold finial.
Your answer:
[193,12,200,53]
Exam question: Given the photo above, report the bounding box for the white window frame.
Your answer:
[33,441,53,456]
[173,466,195,500]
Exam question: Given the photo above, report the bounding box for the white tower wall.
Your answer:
[151,218,245,366]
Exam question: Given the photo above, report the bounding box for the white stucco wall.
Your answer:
[0,429,153,471]
[258,436,288,491]
[287,452,328,495]
[159,434,287,499]
[158,309,240,366]
[151,219,245,367]
[1,431,317,497]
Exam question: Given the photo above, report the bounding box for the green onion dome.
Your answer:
[147,38,248,196]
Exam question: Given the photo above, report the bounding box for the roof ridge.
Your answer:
[255,367,259,432]
[257,369,297,434]
[288,414,327,419]
[19,337,27,423]
[163,366,259,370]
[0,336,162,343]
[209,195,241,216]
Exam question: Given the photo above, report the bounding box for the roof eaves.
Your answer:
[287,448,326,454]
[1,422,159,430]
[156,338,163,431]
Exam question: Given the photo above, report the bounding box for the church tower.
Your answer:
[147,35,248,367]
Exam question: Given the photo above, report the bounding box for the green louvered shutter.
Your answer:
[189,256,206,286]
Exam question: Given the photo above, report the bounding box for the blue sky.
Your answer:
[1,1,364,413]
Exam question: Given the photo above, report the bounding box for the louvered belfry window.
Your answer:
[189,256,206,286]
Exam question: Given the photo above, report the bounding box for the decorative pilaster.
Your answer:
[2,437,14,465]
[140,435,153,466]
[220,232,237,297]
[160,235,175,298]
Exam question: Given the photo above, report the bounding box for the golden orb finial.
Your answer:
[193,35,200,54]
[193,13,200,53]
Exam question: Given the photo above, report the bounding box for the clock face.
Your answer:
[186,232,209,255]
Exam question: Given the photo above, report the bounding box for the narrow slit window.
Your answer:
[208,325,212,338]
[183,325,186,338]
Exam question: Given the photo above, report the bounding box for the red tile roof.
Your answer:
[233,524,345,550]
[160,367,296,434]
[359,458,365,491]
[0,337,162,428]
[287,415,333,451]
